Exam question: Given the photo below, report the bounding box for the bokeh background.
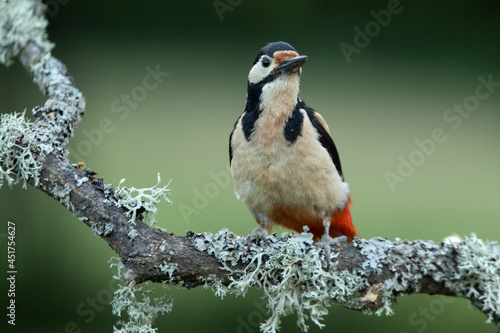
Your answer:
[1,1,500,332]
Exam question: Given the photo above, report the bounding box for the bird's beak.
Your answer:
[273,55,308,75]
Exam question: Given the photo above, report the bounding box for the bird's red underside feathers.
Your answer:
[265,198,358,242]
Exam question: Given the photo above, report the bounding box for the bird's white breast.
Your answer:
[230,107,349,218]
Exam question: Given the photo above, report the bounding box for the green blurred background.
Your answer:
[1,1,500,332]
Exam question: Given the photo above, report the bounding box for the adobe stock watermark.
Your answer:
[339,0,408,64]
[400,295,456,333]
[224,298,269,333]
[385,74,499,192]
[213,0,243,21]
[179,166,232,224]
[45,0,71,17]
[6,221,16,326]
[49,276,120,333]
[68,64,169,162]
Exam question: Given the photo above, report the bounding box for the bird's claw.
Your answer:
[321,234,333,271]
[247,224,271,247]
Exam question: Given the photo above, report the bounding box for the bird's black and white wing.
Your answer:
[298,99,345,180]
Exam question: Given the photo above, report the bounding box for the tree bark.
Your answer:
[1,1,499,331]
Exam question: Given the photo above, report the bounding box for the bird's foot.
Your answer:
[250,223,268,237]
[321,233,333,271]
[247,222,271,247]
[321,214,333,271]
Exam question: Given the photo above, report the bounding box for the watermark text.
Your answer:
[6,221,16,326]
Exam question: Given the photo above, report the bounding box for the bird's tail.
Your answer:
[330,198,358,242]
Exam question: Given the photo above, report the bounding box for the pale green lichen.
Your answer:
[256,236,366,332]
[193,229,367,333]
[0,111,53,189]
[202,275,229,299]
[0,0,54,66]
[75,174,89,187]
[52,182,70,197]
[192,230,500,332]
[159,262,178,281]
[111,282,173,333]
[353,237,451,317]
[115,173,172,225]
[1,0,86,162]
[105,230,498,333]
[29,53,86,152]
[454,234,500,323]
[52,182,74,211]
[354,234,500,322]
[108,257,173,333]
[91,222,114,236]
[0,164,13,188]
[127,227,138,240]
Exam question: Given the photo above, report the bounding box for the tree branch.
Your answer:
[1,1,499,332]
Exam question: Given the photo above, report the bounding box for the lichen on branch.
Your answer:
[0,0,53,66]
[0,111,53,188]
[115,173,172,226]
[1,1,499,333]
[191,229,500,333]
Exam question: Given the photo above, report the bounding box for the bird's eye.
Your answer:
[261,57,271,68]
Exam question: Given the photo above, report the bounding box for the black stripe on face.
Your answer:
[283,103,304,143]
[241,42,299,142]
[242,75,275,141]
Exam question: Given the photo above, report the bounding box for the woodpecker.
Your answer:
[229,41,358,244]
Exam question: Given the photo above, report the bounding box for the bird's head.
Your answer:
[248,41,307,85]
[246,41,307,113]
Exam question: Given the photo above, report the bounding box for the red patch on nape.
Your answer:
[274,51,299,65]
[268,198,359,242]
